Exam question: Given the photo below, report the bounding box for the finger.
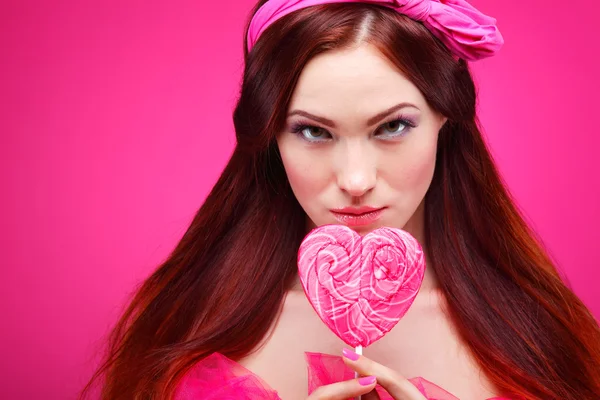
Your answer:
[342,348,427,400]
[362,388,382,400]
[307,376,377,400]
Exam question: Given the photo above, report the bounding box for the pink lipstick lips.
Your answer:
[330,206,386,227]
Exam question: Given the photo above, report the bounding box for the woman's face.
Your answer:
[276,44,447,236]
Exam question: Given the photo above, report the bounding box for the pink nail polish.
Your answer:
[359,376,376,386]
[342,347,360,361]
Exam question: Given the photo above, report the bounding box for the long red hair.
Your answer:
[81,2,600,399]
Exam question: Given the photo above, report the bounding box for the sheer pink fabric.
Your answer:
[174,352,511,399]
[173,353,281,399]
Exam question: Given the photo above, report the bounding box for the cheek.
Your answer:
[383,141,437,194]
[277,137,329,202]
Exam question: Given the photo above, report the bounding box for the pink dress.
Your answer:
[173,352,511,399]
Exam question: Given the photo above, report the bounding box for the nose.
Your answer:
[335,141,376,197]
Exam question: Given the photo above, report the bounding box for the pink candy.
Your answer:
[297,225,426,347]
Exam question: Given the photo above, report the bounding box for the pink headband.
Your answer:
[247,0,504,61]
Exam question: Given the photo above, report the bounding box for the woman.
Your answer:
[81,0,600,399]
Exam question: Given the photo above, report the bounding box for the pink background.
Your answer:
[1,0,598,398]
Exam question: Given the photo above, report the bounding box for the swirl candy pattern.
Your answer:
[298,225,426,347]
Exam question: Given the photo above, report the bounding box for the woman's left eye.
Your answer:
[377,119,414,137]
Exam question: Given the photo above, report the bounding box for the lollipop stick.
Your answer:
[354,345,363,400]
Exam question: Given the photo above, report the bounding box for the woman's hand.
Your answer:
[306,348,427,400]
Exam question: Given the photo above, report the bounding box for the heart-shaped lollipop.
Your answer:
[298,225,425,347]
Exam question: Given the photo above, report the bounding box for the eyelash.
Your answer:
[289,115,417,142]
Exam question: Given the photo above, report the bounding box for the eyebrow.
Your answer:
[287,102,420,129]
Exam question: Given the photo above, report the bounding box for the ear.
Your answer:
[440,116,448,128]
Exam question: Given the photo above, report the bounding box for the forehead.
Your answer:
[288,44,428,115]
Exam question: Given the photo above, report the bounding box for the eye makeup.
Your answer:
[375,113,418,139]
[288,112,419,142]
[289,121,332,141]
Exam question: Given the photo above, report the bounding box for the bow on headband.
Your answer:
[247,0,503,61]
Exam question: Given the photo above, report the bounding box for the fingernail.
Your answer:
[358,376,376,386]
[342,347,360,361]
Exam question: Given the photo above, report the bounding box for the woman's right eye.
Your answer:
[291,124,332,141]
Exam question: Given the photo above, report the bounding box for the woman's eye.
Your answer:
[300,126,329,140]
[380,120,408,135]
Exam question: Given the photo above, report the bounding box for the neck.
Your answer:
[402,200,439,292]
